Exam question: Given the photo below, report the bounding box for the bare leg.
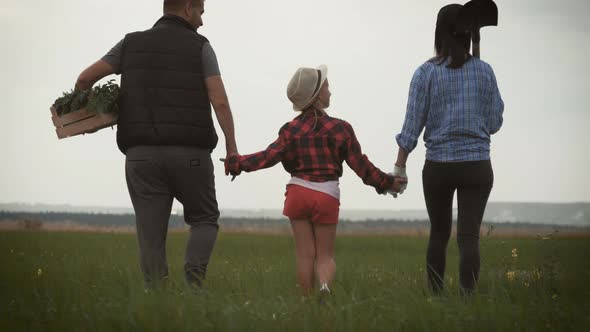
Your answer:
[290,219,316,295]
[313,223,337,288]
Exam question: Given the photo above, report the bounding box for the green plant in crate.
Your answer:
[53,80,120,116]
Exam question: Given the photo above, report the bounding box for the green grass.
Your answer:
[1,231,589,331]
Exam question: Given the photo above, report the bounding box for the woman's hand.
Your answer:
[392,176,408,193]
[381,175,408,197]
[392,165,408,194]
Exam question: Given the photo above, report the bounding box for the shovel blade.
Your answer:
[460,0,498,28]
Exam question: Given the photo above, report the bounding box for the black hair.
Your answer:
[163,0,202,13]
[433,4,472,69]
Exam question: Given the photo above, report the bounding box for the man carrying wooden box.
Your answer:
[74,0,239,288]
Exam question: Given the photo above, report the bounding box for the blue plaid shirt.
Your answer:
[396,57,504,162]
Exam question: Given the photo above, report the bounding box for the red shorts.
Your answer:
[283,184,340,224]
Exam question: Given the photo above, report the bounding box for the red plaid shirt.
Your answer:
[226,112,395,194]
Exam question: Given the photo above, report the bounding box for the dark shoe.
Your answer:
[185,264,207,288]
[460,286,476,298]
[186,272,204,289]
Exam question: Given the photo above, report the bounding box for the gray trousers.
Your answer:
[125,145,219,286]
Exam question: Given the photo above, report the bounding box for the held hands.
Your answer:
[220,154,241,181]
[383,176,407,198]
[392,165,408,194]
[382,165,408,198]
[391,176,408,193]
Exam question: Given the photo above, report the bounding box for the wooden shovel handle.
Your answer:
[473,43,481,58]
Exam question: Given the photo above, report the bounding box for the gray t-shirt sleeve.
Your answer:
[102,39,123,74]
[202,42,221,78]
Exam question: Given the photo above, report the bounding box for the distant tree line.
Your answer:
[0,211,418,227]
[0,211,142,227]
[1,211,588,234]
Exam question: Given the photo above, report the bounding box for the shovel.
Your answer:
[456,0,498,58]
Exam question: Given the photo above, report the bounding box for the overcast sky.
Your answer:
[1,0,588,212]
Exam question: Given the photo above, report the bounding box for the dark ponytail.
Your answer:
[433,4,472,69]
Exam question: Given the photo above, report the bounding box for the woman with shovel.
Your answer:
[393,1,504,294]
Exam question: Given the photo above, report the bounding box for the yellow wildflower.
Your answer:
[511,248,518,258]
[506,271,516,281]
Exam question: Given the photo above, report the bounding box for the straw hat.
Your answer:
[287,65,328,112]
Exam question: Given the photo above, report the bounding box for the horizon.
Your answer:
[2,201,589,226]
[3,200,590,209]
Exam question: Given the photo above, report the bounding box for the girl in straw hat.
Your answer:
[225,65,406,299]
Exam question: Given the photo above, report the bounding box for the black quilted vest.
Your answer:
[116,15,218,154]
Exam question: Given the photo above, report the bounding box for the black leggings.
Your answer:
[422,160,493,293]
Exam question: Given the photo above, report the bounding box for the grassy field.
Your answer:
[1,231,589,331]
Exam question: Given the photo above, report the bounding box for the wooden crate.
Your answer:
[50,106,118,139]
